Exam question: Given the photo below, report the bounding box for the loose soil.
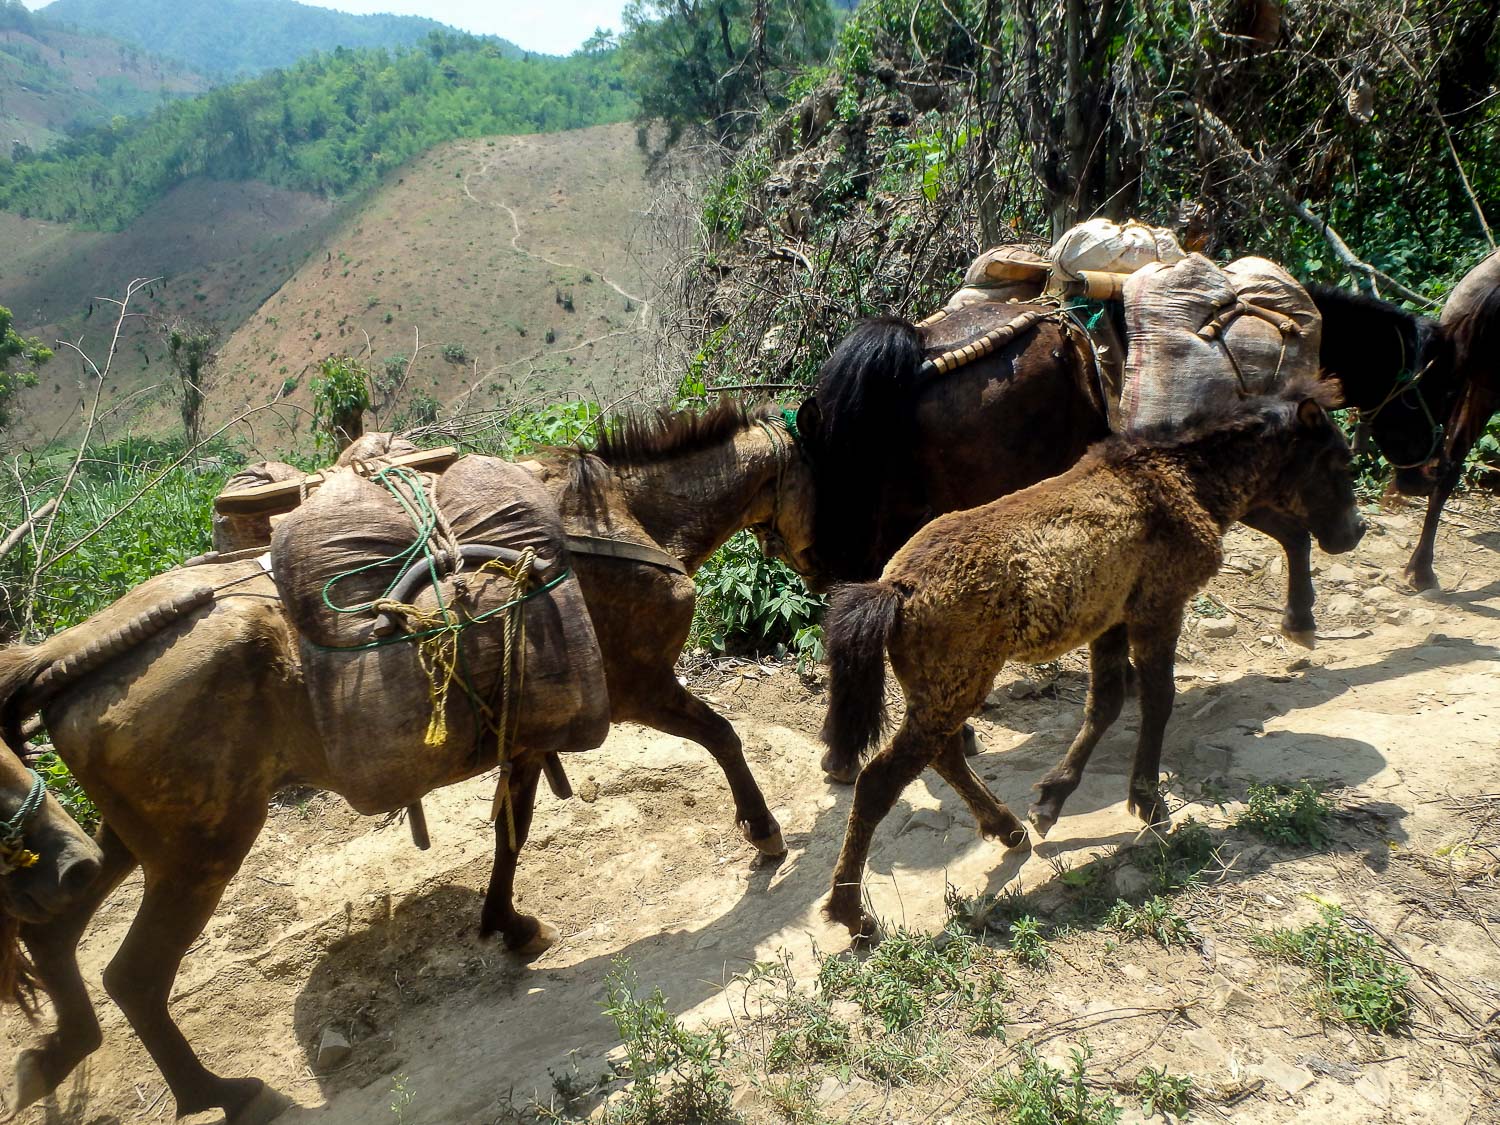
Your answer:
[5,494,1500,1124]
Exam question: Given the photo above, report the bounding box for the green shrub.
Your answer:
[691,531,824,661]
[1237,781,1332,847]
[982,1043,1122,1125]
[1252,905,1411,1033]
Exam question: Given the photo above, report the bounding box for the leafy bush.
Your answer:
[1104,896,1195,949]
[311,355,371,455]
[691,531,824,661]
[981,1043,1122,1125]
[1008,914,1050,968]
[440,342,468,364]
[1134,1066,1194,1120]
[1236,781,1333,847]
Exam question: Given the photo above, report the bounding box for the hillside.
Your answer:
[0,33,631,229]
[0,1,208,152]
[36,0,525,78]
[212,124,656,433]
[2,122,656,443]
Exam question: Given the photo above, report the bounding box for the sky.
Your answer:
[26,0,632,56]
[309,0,630,54]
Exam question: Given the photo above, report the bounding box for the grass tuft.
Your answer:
[1007,915,1050,968]
[1104,896,1195,949]
[981,1043,1122,1125]
[1251,905,1411,1033]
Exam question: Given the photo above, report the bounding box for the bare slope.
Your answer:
[0,22,208,152]
[1,179,337,443]
[212,123,655,432]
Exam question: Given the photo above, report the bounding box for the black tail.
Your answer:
[819,581,903,760]
[804,317,925,581]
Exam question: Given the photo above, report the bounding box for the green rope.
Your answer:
[1,768,45,845]
[780,407,801,441]
[310,569,569,652]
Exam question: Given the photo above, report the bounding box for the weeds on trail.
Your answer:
[765,996,851,1070]
[602,958,734,1124]
[981,1043,1122,1125]
[1132,818,1218,894]
[1008,915,1050,967]
[815,925,982,1032]
[388,1073,416,1124]
[1252,906,1412,1033]
[1237,782,1333,847]
[1134,1065,1194,1119]
[1104,897,1195,949]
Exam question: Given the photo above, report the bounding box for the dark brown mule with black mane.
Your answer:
[1312,250,1500,590]
[0,400,814,1125]
[817,378,1363,938]
[798,262,1500,672]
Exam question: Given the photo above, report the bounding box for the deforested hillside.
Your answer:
[211,124,656,432]
[0,0,208,152]
[36,0,527,78]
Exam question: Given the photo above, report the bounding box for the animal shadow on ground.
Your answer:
[926,636,1497,835]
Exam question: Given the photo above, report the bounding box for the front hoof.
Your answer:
[1404,564,1440,592]
[227,1082,294,1125]
[1280,619,1316,649]
[820,748,860,785]
[823,889,874,939]
[14,1049,52,1113]
[1026,806,1057,839]
[962,725,983,758]
[1126,790,1171,831]
[502,916,559,956]
[743,818,787,858]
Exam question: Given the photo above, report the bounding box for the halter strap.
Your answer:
[1,768,46,845]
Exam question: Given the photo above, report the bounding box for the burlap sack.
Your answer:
[336,431,419,467]
[271,455,608,810]
[211,461,302,552]
[1051,219,1186,280]
[1121,253,1320,429]
[942,246,1051,310]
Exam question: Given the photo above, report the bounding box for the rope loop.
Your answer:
[0,769,46,875]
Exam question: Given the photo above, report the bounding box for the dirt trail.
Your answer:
[6,497,1500,1124]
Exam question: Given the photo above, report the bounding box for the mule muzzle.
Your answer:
[1317,515,1368,556]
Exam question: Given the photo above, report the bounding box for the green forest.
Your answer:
[36,0,524,78]
[0,32,631,228]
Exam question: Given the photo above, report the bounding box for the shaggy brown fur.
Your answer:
[0,402,814,1124]
[817,379,1363,938]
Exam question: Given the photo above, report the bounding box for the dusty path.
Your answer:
[5,495,1500,1124]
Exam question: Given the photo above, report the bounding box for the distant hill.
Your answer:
[0,33,631,229]
[3,124,657,445]
[36,0,527,78]
[0,0,209,151]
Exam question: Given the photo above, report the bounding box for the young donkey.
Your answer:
[818,377,1364,937]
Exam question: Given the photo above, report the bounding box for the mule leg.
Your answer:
[101,835,288,1124]
[1407,385,1500,590]
[13,824,137,1112]
[626,673,783,855]
[478,760,555,953]
[825,715,942,938]
[1124,623,1182,831]
[930,731,1027,846]
[1028,624,1130,837]
[1242,508,1316,645]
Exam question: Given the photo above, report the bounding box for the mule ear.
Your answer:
[1296,398,1327,429]
[796,397,823,446]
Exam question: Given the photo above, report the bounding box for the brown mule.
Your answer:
[0,401,815,1124]
[816,378,1363,938]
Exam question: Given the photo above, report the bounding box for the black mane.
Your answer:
[1306,283,1451,401]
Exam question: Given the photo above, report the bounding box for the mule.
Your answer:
[796,271,1497,655]
[1312,250,1500,590]
[0,401,813,1124]
[816,378,1363,938]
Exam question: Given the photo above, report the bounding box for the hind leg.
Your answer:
[825,714,942,938]
[14,824,137,1112]
[479,760,555,952]
[1029,625,1130,836]
[930,732,1027,846]
[1124,622,1182,830]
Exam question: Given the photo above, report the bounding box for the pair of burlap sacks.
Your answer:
[222,438,608,814]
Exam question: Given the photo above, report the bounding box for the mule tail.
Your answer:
[1450,282,1500,384]
[0,645,52,760]
[819,581,904,762]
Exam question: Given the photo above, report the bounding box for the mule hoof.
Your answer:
[746,827,787,857]
[1281,624,1316,650]
[962,726,983,757]
[1026,807,1057,838]
[14,1049,51,1112]
[820,748,859,785]
[1404,565,1440,592]
[1127,793,1171,831]
[228,1083,294,1125]
[823,890,874,940]
[1002,825,1031,850]
[507,918,559,956]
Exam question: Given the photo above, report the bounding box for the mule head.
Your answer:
[0,750,101,925]
[1263,384,1366,555]
[747,414,822,583]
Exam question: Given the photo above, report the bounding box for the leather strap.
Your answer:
[564,533,687,575]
